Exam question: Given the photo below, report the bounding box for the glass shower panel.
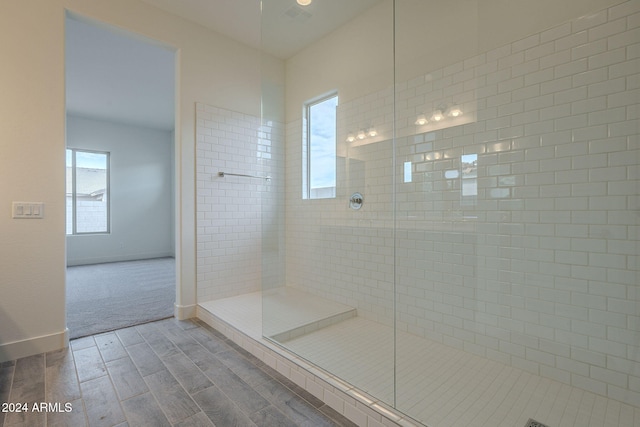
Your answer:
[395,0,640,426]
[393,1,481,423]
[261,0,397,406]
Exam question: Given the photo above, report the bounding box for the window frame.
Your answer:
[303,92,338,200]
[66,148,111,235]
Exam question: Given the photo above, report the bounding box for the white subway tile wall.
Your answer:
[195,103,283,301]
[283,0,640,407]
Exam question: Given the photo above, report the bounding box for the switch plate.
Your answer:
[12,202,44,219]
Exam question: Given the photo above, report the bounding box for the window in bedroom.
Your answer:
[303,93,338,199]
[66,149,110,234]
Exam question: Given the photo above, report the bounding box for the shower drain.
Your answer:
[524,419,550,427]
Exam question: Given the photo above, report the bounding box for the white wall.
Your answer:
[285,0,627,121]
[66,115,174,266]
[195,103,284,302]
[0,0,267,361]
[284,1,394,122]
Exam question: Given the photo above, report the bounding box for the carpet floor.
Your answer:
[66,257,175,339]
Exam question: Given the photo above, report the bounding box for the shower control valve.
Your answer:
[350,192,363,210]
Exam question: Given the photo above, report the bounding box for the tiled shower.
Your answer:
[197,0,639,425]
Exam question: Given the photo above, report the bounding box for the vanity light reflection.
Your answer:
[346,127,378,143]
[415,104,463,127]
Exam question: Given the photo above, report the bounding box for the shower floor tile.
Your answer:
[284,316,640,427]
[199,290,640,427]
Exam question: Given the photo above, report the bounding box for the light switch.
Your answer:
[12,202,44,219]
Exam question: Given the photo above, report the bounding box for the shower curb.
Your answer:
[196,305,425,427]
[270,308,357,342]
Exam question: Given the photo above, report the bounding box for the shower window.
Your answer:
[303,93,338,199]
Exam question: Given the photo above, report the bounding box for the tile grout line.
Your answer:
[70,339,91,427]
[154,320,258,426]
[135,321,212,426]
[132,323,184,426]
[118,327,177,426]
[211,319,362,427]
[97,334,127,427]
[158,322,211,426]
[164,318,339,427]
[76,333,126,427]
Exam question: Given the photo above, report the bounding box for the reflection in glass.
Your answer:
[461,153,477,198]
[404,161,412,183]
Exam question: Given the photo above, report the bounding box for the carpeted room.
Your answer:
[66,257,175,338]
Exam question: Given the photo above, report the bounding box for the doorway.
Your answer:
[64,13,177,339]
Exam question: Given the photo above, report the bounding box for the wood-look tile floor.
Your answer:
[0,318,357,427]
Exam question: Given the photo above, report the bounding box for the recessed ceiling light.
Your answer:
[297,0,312,5]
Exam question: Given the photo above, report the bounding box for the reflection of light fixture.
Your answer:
[432,109,444,122]
[297,0,312,5]
[449,105,462,117]
[346,127,379,143]
[415,104,463,127]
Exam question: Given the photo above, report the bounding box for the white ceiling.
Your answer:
[140,0,383,59]
[65,0,382,131]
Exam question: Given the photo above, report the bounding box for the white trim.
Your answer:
[0,329,69,363]
[174,303,196,320]
[66,252,175,267]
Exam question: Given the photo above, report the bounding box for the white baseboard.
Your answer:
[66,253,175,267]
[174,303,197,320]
[0,329,69,363]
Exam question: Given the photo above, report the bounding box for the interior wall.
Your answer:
[195,103,284,302]
[0,0,266,361]
[66,115,174,266]
[0,0,68,361]
[284,0,619,319]
[284,1,394,122]
[285,0,627,121]
[193,55,285,303]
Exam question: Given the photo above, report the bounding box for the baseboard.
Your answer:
[0,328,69,363]
[66,253,175,267]
[174,303,197,320]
